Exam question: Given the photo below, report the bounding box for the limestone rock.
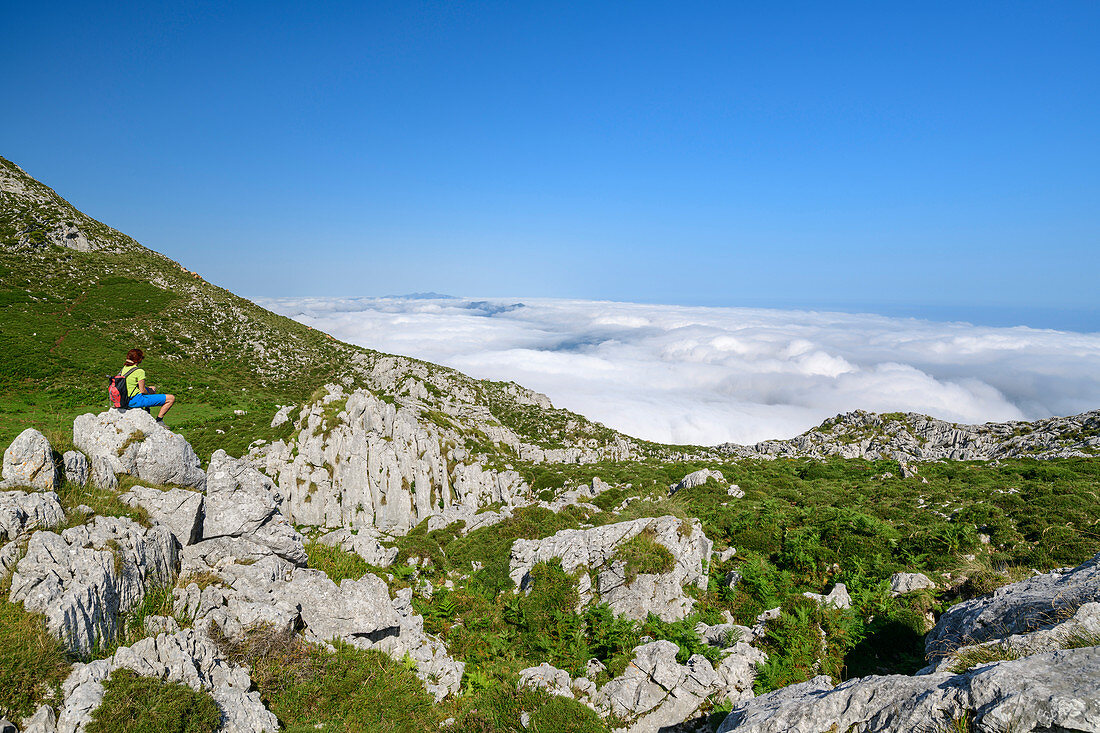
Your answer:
[889,571,936,596]
[175,537,463,701]
[802,583,851,610]
[73,409,205,489]
[510,516,712,622]
[55,628,277,733]
[121,485,204,546]
[9,517,177,655]
[926,551,1100,661]
[318,527,397,567]
[2,428,59,490]
[595,640,720,733]
[517,663,574,698]
[717,647,1100,733]
[203,450,305,565]
[20,705,56,733]
[0,490,64,543]
[62,451,89,487]
[671,468,726,494]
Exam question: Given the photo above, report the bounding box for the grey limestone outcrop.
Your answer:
[0,490,65,543]
[62,451,89,487]
[54,627,278,733]
[889,571,936,596]
[174,535,464,702]
[802,583,852,610]
[9,516,177,655]
[251,385,531,536]
[926,551,1100,661]
[717,648,1100,733]
[1,428,59,490]
[73,409,206,489]
[510,516,712,622]
[203,450,305,565]
[121,485,204,547]
[721,409,1100,462]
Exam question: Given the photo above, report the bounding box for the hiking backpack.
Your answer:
[108,367,140,408]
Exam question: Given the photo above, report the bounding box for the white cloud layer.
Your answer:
[258,296,1100,446]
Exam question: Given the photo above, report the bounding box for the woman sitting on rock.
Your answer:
[122,348,176,423]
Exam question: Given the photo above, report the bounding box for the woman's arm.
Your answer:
[137,378,148,395]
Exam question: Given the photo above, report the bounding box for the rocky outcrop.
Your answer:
[62,451,89,486]
[720,409,1100,462]
[73,409,205,489]
[802,583,851,609]
[54,627,277,733]
[671,468,742,498]
[174,535,464,701]
[717,648,1100,733]
[889,571,936,596]
[204,450,305,565]
[250,385,530,536]
[510,516,712,622]
[9,517,177,655]
[0,490,65,543]
[121,485,204,546]
[518,640,765,732]
[1,428,59,490]
[926,551,1100,660]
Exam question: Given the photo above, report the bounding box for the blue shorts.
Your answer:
[128,393,167,408]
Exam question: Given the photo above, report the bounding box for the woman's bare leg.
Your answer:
[158,394,175,419]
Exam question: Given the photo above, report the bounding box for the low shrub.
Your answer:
[304,541,367,583]
[613,528,674,583]
[86,668,221,733]
[0,597,71,720]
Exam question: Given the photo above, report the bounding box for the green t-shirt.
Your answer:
[123,365,146,398]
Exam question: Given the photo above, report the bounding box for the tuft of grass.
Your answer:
[56,478,151,528]
[86,668,222,733]
[177,570,225,590]
[305,541,367,583]
[1061,627,1100,650]
[948,643,1021,674]
[116,429,145,456]
[0,595,72,720]
[210,623,439,733]
[613,527,675,584]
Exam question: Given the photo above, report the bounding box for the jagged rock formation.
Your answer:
[251,384,531,535]
[721,409,1100,462]
[0,490,65,575]
[121,485,204,546]
[518,640,765,732]
[10,517,177,655]
[889,571,936,596]
[174,535,464,701]
[1,428,59,490]
[926,551,1100,661]
[74,409,206,489]
[510,516,712,622]
[55,627,277,733]
[62,451,89,487]
[718,649,1100,733]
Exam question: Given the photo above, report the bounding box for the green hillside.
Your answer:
[0,155,646,461]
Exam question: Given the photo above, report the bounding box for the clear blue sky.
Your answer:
[3,2,1098,329]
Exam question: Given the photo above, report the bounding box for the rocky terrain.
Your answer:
[2,156,1099,732]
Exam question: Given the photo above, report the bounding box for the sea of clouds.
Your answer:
[257,296,1100,446]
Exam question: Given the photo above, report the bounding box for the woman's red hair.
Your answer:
[125,348,144,365]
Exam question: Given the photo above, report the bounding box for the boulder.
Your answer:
[62,451,89,486]
[594,640,720,732]
[0,490,65,543]
[121,485,204,546]
[926,551,1100,661]
[802,583,851,610]
[55,628,277,733]
[203,450,305,565]
[889,571,936,596]
[510,516,712,622]
[2,428,59,490]
[717,648,1100,733]
[9,517,177,655]
[671,468,726,494]
[517,663,575,698]
[20,706,55,733]
[73,409,205,489]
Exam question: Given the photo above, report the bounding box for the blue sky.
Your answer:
[3,2,1098,329]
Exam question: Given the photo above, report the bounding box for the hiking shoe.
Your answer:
[155,418,164,424]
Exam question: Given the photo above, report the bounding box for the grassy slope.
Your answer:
[0,155,641,461]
